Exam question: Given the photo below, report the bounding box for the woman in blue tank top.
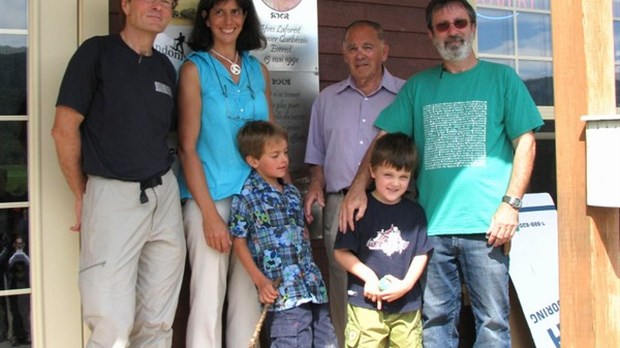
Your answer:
[176,0,274,347]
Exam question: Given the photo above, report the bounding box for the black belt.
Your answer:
[139,173,164,204]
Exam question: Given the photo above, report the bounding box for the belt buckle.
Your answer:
[139,174,163,204]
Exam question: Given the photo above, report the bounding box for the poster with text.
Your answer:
[253,0,320,182]
[155,0,197,71]
[510,193,560,348]
[253,0,319,72]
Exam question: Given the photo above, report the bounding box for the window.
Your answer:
[475,0,555,201]
[0,0,31,345]
[476,0,553,107]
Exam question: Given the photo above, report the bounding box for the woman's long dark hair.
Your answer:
[188,0,266,52]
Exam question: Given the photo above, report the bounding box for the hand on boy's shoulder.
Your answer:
[338,209,360,235]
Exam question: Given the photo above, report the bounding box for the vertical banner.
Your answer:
[155,1,197,71]
[252,0,320,180]
[154,0,197,174]
[154,0,198,175]
[510,193,561,347]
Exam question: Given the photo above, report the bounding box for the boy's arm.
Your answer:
[232,237,279,304]
[379,254,429,303]
[334,249,383,310]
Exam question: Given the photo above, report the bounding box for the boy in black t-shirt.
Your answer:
[334,133,432,347]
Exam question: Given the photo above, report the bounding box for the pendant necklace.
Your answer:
[211,48,241,75]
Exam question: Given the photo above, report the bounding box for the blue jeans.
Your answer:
[265,303,338,348]
[421,235,510,348]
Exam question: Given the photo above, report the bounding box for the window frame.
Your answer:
[474,0,554,118]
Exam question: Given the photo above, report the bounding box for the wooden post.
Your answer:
[551,1,620,347]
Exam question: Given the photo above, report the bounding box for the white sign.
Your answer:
[269,70,319,177]
[153,1,320,183]
[253,0,319,72]
[252,0,320,181]
[155,0,198,71]
[510,193,560,347]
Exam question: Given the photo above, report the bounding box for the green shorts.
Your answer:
[344,303,422,348]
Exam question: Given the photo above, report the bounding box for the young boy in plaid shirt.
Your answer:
[229,121,338,347]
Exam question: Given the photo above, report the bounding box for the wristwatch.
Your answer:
[502,195,522,210]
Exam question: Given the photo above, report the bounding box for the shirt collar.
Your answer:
[337,67,401,96]
[248,170,287,193]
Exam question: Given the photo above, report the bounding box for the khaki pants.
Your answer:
[324,194,350,347]
[79,170,186,348]
[183,198,260,348]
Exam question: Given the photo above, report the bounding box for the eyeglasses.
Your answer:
[434,19,470,33]
[142,0,177,9]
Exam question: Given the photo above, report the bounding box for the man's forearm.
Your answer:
[308,165,325,191]
[506,131,537,198]
[57,143,86,199]
[51,106,86,199]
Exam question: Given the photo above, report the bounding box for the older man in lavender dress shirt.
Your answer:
[303,20,405,346]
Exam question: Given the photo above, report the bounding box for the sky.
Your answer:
[0,0,28,48]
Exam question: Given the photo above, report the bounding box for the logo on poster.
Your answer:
[154,31,188,69]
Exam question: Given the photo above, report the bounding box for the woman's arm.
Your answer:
[177,60,231,253]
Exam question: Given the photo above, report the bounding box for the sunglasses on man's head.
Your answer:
[434,19,470,32]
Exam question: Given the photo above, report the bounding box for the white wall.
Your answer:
[34,0,108,346]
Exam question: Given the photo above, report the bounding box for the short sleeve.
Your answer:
[374,79,416,137]
[334,224,361,254]
[503,67,544,139]
[56,37,102,116]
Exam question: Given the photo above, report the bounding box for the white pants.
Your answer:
[183,198,261,348]
[324,194,349,348]
[79,170,186,348]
